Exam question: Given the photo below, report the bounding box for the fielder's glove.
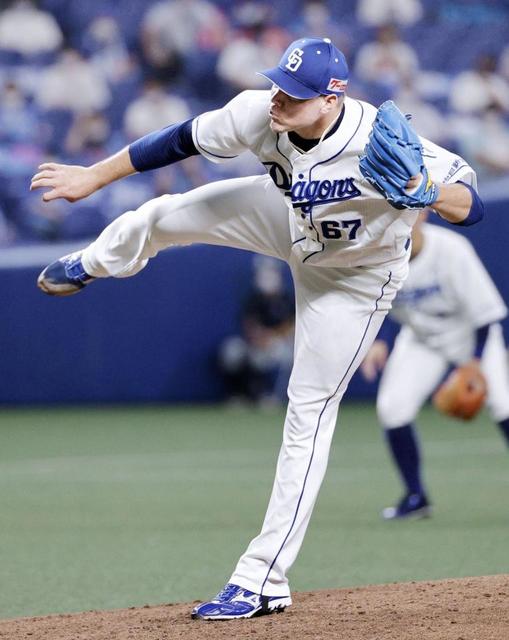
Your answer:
[432,363,487,421]
[359,100,438,210]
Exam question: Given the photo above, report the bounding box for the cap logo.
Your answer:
[285,48,304,72]
[327,77,348,92]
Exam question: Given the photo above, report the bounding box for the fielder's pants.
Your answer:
[82,175,407,596]
[377,324,509,428]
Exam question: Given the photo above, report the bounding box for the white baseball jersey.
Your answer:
[192,90,476,268]
[390,223,507,362]
[377,223,509,427]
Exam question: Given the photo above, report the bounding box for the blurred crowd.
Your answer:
[1,0,509,246]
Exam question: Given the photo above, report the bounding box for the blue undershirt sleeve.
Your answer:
[474,324,490,359]
[128,118,199,172]
[452,181,485,227]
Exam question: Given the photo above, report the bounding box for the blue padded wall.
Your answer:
[1,197,508,405]
[0,245,256,404]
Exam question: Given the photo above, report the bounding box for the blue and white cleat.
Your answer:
[191,583,292,620]
[37,251,95,297]
[382,493,432,520]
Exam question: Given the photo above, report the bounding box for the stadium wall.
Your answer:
[1,198,508,405]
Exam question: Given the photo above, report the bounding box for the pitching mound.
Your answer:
[1,575,508,640]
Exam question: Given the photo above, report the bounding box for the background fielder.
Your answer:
[31,38,481,619]
[362,213,509,519]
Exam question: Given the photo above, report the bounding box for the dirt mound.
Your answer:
[1,574,508,640]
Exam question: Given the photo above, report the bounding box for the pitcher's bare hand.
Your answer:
[30,163,102,203]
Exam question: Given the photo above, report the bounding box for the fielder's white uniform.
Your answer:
[378,223,509,428]
[80,91,476,597]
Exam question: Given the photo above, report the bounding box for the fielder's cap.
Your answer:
[257,37,348,100]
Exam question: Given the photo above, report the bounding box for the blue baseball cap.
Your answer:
[258,37,348,100]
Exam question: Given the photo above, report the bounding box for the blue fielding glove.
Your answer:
[359,101,438,210]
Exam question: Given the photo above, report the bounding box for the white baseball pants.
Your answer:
[82,174,407,596]
[377,323,509,428]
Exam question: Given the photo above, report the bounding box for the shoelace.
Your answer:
[215,583,242,602]
[64,256,89,283]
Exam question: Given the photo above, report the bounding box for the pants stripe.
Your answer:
[260,271,393,595]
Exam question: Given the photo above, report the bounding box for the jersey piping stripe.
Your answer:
[276,133,292,164]
[194,117,239,160]
[292,237,306,245]
[259,270,393,596]
[304,101,365,259]
[302,249,320,263]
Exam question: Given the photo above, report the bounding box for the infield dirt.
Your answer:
[1,574,508,639]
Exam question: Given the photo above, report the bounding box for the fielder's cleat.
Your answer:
[191,583,292,620]
[37,251,95,297]
[382,493,432,520]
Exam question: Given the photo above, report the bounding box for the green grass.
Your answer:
[0,403,507,618]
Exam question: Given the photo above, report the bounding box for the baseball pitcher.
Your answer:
[31,38,483,619]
